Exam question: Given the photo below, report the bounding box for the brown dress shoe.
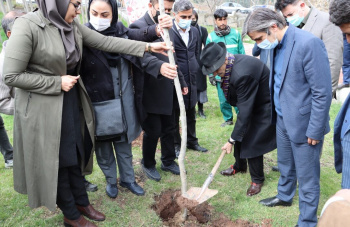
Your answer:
[220,165,247,176]
[76,204,106,221]
[64,215,97,227]
[246,182,263,196]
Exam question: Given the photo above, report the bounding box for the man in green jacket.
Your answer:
[206,9,245,127]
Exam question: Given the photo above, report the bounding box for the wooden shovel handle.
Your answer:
[210,150,227,177]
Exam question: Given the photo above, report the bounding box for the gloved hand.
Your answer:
[209,76,216,86]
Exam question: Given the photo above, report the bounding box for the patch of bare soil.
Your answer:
[131,131,143,148]
[152,190,273,227]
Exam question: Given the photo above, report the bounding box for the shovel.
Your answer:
[183,149,227,204]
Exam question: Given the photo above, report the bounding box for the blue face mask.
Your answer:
[287,14,304,26]
[178,19,191,29]
[258,31,279,50]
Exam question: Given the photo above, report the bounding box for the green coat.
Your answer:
[3,11,146,211]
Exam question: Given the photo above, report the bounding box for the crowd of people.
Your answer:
[0,0,349,226]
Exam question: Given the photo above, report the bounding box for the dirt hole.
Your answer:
[152,189,273,227]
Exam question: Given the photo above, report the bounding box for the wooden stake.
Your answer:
[158,0,188,221]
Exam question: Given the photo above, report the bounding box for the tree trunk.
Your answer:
[29,0,34,12]
[22,0,29,12]
[5,0,11,12]
[159,0,188,221]
[0,1,7,14]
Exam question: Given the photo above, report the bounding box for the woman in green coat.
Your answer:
[3,0,169,226]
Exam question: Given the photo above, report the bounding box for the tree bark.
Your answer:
[159,0,188,221]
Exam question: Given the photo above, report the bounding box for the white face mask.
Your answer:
[89,15,111,32]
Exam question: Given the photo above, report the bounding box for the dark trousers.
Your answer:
[174,106,198,147]
[276,115,322,227]
[142,112,176,168]
[56,165,89,220]
[233,142,264,184]
[0,115,13,162]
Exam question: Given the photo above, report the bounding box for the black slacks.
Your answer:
[141,112,176,168]
[233,142,265,184]
[174,106,198,147]
[56,165,89,220]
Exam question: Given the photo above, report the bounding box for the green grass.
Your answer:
[0,83,343,226]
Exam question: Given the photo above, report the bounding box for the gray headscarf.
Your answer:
[37,0,80,70]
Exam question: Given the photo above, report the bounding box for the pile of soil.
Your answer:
[152,189,272,227]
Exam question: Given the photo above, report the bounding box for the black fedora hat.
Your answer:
[200,42,227,75]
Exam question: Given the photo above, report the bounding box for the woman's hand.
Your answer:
[221,142,233,154]
[148,42,172,56]
[160,63,177,79]
[61,75,80,92]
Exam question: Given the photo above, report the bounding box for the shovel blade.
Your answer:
[183,187,218,204]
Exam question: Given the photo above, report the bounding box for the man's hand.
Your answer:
[308,137,320,146]
[182,87,188,95]
[61,75,79,92]
[221,142,233,154]
[160,63,177,79]
[209,76,216,86]
[156,14,173,37]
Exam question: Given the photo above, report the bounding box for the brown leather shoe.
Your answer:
[63,215,97,227]
[76,204,106,221]
[246,182,263,196]
[220,165,247,176]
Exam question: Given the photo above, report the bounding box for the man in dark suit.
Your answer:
[275,0,343,96]
[244,8,332,227]
[172,0,207,154]
[329,0,350,189]
[329,0,350,89]
[201,42,276,196]
[129,0,188,182]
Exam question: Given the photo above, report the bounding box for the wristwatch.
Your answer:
[146,43,152,53]
[228,137,235,145]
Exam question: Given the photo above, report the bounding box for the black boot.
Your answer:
[197,103,206,119]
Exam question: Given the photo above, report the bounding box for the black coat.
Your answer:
[194,25,208,92]
[172,23,200,109]
[228,55,276,159]
[129,13,187,122]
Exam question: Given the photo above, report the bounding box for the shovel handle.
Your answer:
[210,149,227,178]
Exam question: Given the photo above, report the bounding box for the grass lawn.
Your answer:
[0,82,343,226]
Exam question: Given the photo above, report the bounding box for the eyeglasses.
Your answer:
[70,2,81,11]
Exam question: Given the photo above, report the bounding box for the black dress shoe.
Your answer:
[272,166,280,172]
[120,181,145,196]
[259,196,292,207]
[161,161,180,175]
[198,109,206,119]
[84,179,98,192]
[106,182,118,198]
[187,144,208,152]
[141,164,161,181]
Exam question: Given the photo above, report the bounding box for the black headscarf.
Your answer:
[37,0,80,70]
[87,0,123,67]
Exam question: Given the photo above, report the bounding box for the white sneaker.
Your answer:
[5,159,13,168]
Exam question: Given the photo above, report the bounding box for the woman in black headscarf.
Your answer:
[3,0,170,226]
[80,0,169,200]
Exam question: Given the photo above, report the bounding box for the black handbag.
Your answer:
[92,67,127,141]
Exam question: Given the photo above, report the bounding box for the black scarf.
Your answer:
[214,25,231,37]
[87,0,122,67]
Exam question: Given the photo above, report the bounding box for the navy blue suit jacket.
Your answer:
[269,24,332,143]
[334,94,350,173]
